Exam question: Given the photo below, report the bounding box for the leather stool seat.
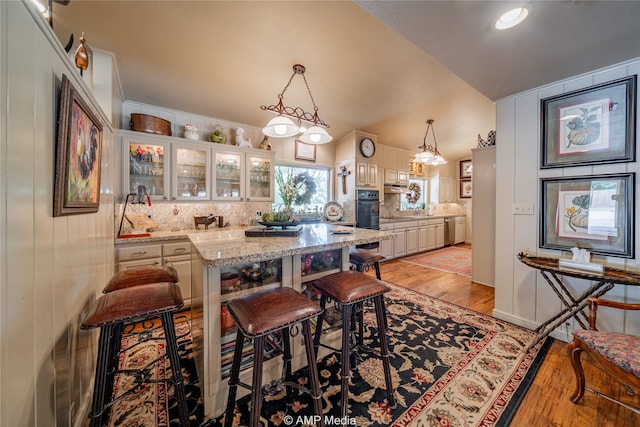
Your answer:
[224,287,324,427]
[82,282,189,427]
[103,265,179,293]
[349,248,385,279]
[312,271,396,418]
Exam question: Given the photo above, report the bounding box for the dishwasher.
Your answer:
[444,217,455,246]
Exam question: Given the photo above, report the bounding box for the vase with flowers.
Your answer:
[275,169,317,219]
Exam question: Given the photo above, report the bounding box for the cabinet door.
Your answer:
[213,149,243,201]
[164,255,191,302]
[172,142,210,201]
[393,230,406,257]
[123,136,170,201]
[426,225,437,250]
[406,228,418,254]
[356,163,377,187]
[435,224,445,248]
[378,238,394,258]
[455,219,466,243]
[397,170,410,186]
[367,164,378,186]
[418,227,429,252]
[384,168,398,184]
[246,153,274,201]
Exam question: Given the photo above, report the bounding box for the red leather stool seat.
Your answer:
[103,265,179,293]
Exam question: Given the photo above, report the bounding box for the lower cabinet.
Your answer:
[454,216,466,244]
[115,239,192,304]
[381,218,449,260]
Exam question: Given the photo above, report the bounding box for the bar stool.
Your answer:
[349,248,385,280]
[103,265,179,292]
[81,282,190,427]
[312,271,396,418]
[223,287,324,427]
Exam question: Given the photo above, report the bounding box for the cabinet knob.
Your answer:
[172,197,176,200]
[163,196,168,200]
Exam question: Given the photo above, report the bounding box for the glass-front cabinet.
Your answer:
[120,130,274,203]
[172,142,210,201]
[213,149,243,201]
[124,135,170,200]
[246,154,274,201]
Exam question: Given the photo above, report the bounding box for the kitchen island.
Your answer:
[187,223,393,417]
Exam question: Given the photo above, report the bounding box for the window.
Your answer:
[400,179,426,210]
[272,165,330,214]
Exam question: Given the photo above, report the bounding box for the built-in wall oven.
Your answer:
[356,189,380,249]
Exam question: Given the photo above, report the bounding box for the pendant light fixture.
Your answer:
[261,64,332,144]
[415,119,446,165]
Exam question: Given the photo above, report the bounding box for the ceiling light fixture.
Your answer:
[415,119,446,166]
[261,64,332,144]
[493,5,531,30]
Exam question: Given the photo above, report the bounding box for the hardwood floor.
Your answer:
[376,248,640,427]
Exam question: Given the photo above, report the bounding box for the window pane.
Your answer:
[273,165,330,213]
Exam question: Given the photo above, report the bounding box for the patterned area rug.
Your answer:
[108,284,550,427]
[401,246,472,277]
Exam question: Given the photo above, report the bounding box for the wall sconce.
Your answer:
[261,64,332,144]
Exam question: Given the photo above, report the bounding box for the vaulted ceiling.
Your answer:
[52,1,640,161]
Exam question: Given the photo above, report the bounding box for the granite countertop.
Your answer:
[380,214,465,223]
[188,223,393,267]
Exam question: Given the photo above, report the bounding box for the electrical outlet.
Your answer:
[512,202,534,215]
[256,211,262,217]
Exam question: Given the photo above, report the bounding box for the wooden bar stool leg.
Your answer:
[374,262,381,280]
[161,312,190,426]
[374,295,396,408]
[224,332,245,427]
[302,319,325,427]
[340,304,353,419]
[313,293,328,358]
[250,336,266,427]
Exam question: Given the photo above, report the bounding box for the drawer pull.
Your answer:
[153,260,160,265]
[173,248,186,253]
[133,251,147,256]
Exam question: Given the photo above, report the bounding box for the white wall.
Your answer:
[1,2,116,425]
[494,58,640,341]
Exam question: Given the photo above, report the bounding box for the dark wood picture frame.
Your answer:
[294,139,316,162]
[541,76,636,168]
[54,74,103,216]
[539,173,635,258]
[460,159,472,179]
[460,179,472,199]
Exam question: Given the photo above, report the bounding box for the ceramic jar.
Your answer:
[184,124,198,140]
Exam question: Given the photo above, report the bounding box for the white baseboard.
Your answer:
[492,309,571,343]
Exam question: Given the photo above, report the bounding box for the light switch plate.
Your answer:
[513,202,534,215]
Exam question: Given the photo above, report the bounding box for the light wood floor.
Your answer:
[377,247,640,427]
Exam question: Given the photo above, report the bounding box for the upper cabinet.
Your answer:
[121,130,274,202]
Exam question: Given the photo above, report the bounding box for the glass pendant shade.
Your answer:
[262,116,299,138]
[298,126,332,144]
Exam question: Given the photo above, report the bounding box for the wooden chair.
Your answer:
[568,297,640,414]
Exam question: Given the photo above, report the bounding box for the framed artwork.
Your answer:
[295,139,316,162]
[54,74,103,216]
[460,159,472,179]
[540,173,634,258]
[541,76,636,168]
[460,180,472,199]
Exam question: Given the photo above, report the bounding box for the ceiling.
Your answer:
[52,1,640,162]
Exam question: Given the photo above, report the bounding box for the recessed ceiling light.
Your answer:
[493,6,531,30]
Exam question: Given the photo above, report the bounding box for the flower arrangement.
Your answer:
[275,169,317,207]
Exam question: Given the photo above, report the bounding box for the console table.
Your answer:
[517,252,640,348]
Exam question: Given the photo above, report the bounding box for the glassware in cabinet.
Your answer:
[213,150,243,201]
[171,142,210,200]
[246,154,274,201]
[123,137,170,200]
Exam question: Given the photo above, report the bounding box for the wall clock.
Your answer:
[359,137,375,158]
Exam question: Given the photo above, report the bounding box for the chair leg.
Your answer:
[373,261,381,280]
[302,319,325,427]
[313,293,328,358]
[88,324,116,427]
[374,295,396,408]
[161,312,190,427]
[340,304,353,419]
[568,338,586,403]
[250,336,266,427]
[224,332,245,427]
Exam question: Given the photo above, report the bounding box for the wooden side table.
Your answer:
[517,252,640,348]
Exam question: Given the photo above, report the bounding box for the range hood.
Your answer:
[383,184,410,194]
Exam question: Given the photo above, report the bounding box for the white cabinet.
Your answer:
[472,146,496,286]
[378,224,394,258]
[454,216,466,244]
[172,141,211,201]
[213,149,274,202]
[435,222,445,248]
[122,133,171,200]
[418,218,444,252]
[356,162,378,188]
[405,226,418,254]
[429,174,455,203]
[116,239,192,304]
[384,168,410,186]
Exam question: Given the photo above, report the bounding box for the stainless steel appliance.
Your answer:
[356,189,380,249]
[444,217,455,246]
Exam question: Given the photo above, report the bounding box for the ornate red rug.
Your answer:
[401,246,472,277]
[108,283,550,427]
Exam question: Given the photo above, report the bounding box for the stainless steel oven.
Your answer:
[356,189,380,249]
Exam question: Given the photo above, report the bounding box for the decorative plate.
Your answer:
[323,202,344,221]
